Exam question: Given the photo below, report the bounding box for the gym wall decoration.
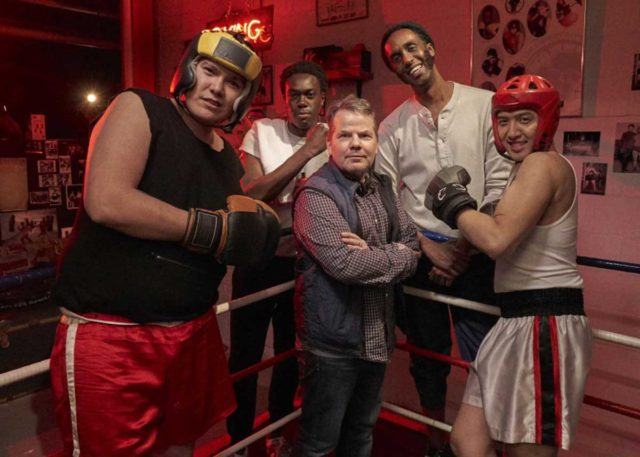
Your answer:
[253,65,273,106]
[472,0,586,116]
[316,0,368,26]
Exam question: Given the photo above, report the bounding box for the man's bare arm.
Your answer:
[456,154,556,259]
[84,92,188,241]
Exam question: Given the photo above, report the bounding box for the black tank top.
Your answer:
[55,89,243,322]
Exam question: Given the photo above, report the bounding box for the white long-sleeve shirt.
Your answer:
[376,82,512,237]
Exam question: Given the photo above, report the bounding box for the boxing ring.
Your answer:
[1,254,639,456]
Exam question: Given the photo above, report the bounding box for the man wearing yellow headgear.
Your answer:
[50,30,280,456]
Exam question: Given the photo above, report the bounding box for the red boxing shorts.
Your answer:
[50,308,236,457]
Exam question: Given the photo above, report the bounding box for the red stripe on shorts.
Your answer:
[549,316,563,447]
[533,315,542,444]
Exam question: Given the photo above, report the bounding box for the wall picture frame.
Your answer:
[472,0,586,116]
[316,0,368,27]
[254,65,274,106]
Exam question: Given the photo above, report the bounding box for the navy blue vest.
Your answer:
[293,160,401,356]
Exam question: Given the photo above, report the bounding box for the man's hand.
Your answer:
[455,236,479,256]
[303,123,329,157]
[425,166,478,229]
[428,267,455,287]
[341,231,368,250]
[419,235,470,278]
[428,237,475,285]
[182,195,281,266]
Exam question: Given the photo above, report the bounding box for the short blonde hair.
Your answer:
[326,95,376,136]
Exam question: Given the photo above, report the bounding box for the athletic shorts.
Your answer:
[50,308,236,457]
[462,314,592,450]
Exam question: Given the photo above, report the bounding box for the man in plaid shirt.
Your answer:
[292,95,420,457]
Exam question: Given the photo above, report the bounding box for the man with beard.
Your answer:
[377,22,511,457]
[227,61,329,457]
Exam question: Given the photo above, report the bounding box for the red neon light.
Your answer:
[207,6,274,50]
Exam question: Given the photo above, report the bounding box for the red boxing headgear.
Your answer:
[492,75,560,159]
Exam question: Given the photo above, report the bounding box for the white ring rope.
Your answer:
[404,286,640,349]
[0,282,294,388]
[2,281,639,389]
[0,359,50,387]
[381,402,453,433]
[210,403,449,456]
[213,409,301,457]
[404,286,501,317]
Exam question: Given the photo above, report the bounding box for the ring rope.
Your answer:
[2,281,639,427]
[381,402,453,433]
[577,256,640,274]
[394,343,640,421]
[404,286,640,349]
[2,249,638,292]
[2,281,639,386]
[212,402,453,456]
[229,348,296,382]
[0,282,294,388]
[213,409,302,457]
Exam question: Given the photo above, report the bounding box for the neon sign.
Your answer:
[207,6,274,50]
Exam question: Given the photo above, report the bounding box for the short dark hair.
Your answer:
[279,61,328,96]
[380,21,434,69]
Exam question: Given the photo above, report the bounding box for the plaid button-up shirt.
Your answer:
[294,175,419,362]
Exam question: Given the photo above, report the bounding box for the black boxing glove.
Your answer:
[182,195,281,266]
[425,166,478,229]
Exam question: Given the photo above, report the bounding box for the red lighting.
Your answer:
[207,6,274,50]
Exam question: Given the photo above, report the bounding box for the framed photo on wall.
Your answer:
[613,122,640,173]
[581,162,607,195]
[472,0,586,116]
[66,184,83,210]
[316,0,368,26]
[562,131,600,156]
[633,53,640,91]
[0,158,28,211]
[254,65,274,106]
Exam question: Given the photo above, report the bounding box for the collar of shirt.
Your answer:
[411,81,460,130]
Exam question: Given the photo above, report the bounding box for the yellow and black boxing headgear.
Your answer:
[170,30,263,132]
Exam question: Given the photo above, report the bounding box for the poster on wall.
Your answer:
[0,158,28,212]
[613,122,640,173]
[0,209,60,275]
[29,191,49,206]
[632,53,640,91]
[580,162,607,195]
[316,0,368,26]
[65,184,83,210]
[253,65,274,105]
[45,140,59,158]
[472,0,586,116]
[562,131,600,156]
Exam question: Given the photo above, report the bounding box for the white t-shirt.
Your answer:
[376,82,512,237]
[241,118,328,256]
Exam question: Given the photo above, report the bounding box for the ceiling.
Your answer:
[0,0,123,138]
[0,0,121,49]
